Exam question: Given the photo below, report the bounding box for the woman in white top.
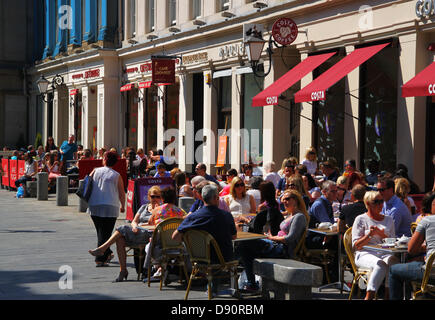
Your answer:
[352,191,399,300]
[225,176,256,216]
[87,151,125,267]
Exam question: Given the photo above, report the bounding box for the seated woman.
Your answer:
[286,175,311,211]
[352,190,399,300]
[88,186,163,282]
[174,172,194,198]
[237,189,309,291]
[415,191,435,223]
[145,187,187,279]
[248,180,284,236]
[224,176,256,216]
[47,152,61,186]
[389,197,435,299]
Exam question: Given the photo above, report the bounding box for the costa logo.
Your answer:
[272,18,298,46]
[311,91,325,101]
[428,84,435,95]
[266,96,278,105]
[127,190,133,201]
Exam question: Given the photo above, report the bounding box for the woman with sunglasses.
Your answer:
[44,136,58,153]
[224,176,256,216]
[352,191,399,300]
[237,189,309,292]
[89,186,162,282]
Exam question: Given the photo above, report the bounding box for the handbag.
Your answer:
[76,173,94,202]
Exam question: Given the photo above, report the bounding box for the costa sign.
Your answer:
[272,18,298,46]
[311,90,325,101]
[266,96,278,105]
[416,0,435,18]
[428,84,435,95]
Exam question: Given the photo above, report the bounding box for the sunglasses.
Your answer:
[288,184,297,188]
[372,199,384,205]
[150,195,161,199]
[235,183,245,188]
[282,197,293,201]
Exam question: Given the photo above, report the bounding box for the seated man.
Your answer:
[153,163,171,178]
[172,184,237,293]
[338,184,367,233]
[389,214,435,299]
[377,177,412,237]
[306,180,339,283]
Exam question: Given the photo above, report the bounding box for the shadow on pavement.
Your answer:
[0,270,114,300]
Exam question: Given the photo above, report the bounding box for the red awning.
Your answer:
[294,42,390,103]
[138,81,170,89]
[120,83,134,92]
[402,61,435,97]
[251,52,336,107]
[139,81,152,89]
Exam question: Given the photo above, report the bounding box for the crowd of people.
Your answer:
[3,139,435,299]
[81,145,435,299]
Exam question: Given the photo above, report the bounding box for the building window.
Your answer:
[217,0,230,12]
[130,0,136,37]
[97,0,102,36]
[168,0,177,26]
[81,0,86,42]
[192,0,201,19]
[147,0,155,32]
[145,86,158,152]
[312,52,345,169]
[359,44,398,173]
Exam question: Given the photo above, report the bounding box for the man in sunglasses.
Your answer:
[377,177,412,237]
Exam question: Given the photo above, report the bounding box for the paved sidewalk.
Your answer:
[0,188,350,300]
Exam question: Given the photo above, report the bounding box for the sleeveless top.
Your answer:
[226,194,252,214]
[148,203,185,225]
[87,166,120,208]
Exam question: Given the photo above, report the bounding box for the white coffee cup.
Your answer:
[382,238,396,245]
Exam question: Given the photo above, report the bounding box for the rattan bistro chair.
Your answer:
[182,229,239,300]
[412,251,435,299]
[343,227,372,300]
[147,218,189,290]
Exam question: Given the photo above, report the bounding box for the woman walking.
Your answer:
[87,151,125,267]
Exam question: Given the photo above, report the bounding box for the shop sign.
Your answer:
[416,0,435,18]
[69,89,79,96]
[152,58,175,84]
[140,63,152,73]
[310,90,325,101]
[125,67,139,74]
[272,18,298,46]
[182,52,209,65]
[428,83,435,95]
[219,43,244,59]
[71,68,101,81]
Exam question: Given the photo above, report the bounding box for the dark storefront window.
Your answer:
[312,52,345,169]
[126,89,138,150]
[359,44,398,174]
[164,82,179,157]
[74,93,82,145]
[145,86,158,152]
[242,73,263,165]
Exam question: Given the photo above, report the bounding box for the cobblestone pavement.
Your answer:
[0,188,352,301]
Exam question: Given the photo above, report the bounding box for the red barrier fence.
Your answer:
[1,159,9,186]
